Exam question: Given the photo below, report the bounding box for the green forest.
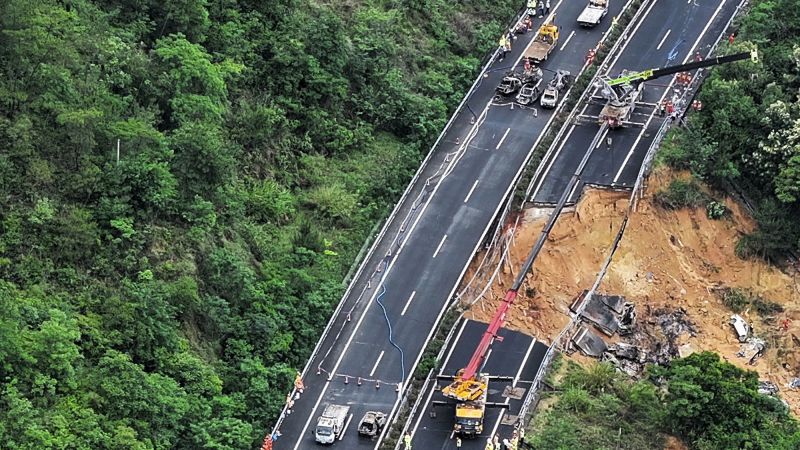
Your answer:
[659,0,800,259]
[0,0,520,448]
[526,353,800,450]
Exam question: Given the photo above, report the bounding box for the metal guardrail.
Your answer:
[516,0,658,423]
[387,0,652,443]
[516,0,752,432]
[268,5,535,441]
[524,0,644,200]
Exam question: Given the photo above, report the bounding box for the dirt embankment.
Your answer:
[466,168,800,413]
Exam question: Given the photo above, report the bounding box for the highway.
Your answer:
[404,0,745,448]
[409,320,548,450]
[530,0,742,205]
[274,1,623,448]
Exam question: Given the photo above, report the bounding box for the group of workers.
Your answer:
[527,0,551,18]
[500,0,552,60]
[403,428,524,449]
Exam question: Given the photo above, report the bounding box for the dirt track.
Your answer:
[466,168,800,413]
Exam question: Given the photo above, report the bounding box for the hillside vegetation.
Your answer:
[659,0,800,260]
[0,0,519,448]
[527,354,800,450]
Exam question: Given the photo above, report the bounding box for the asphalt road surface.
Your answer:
[275,1,624,448]
[401,1,745,448]
[408,320,548,450]
[530,0,741,205]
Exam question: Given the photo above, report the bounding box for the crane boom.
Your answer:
[607,50,757,86]
[445,47,759,403]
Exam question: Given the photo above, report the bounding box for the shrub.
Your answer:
[654,179,709,209]
[705,200,729,219]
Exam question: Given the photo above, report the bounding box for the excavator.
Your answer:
[593,49,758,128]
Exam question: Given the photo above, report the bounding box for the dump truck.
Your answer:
[314,404,350,444]
[524,21,559,63]
[577,0,608,27]
[357,411,386,438]
[540,70,571,108]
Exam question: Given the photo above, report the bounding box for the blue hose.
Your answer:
[375,284,406,383]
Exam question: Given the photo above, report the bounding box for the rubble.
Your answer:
[571,292,636,336]
[572,325,608,357]
[759,380,780,396]
[601,343,648,377]
[467,171,800,413]
[678,343,696,358]
[736,337,766,365]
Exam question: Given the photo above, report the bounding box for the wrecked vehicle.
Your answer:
[730,314,750,342]
[357,411,386,438]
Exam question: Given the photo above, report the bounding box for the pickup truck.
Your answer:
[524,22,559,63]
[315,404,350,444]
[577,0,609,27]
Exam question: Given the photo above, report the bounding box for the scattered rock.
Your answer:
[759,380,779,396]
[678,343,695,358]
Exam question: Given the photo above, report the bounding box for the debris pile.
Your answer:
[467,170,800,412]
[570,292,636,336]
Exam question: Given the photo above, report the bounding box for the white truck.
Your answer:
[314,404,350,444]
[577,0,609,27]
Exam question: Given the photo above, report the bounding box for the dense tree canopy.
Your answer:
[527,354,800,450]
[658,0,800,259]
[0,0,520,447]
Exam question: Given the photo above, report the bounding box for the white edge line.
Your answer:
[400,291,417,316]
[339,413,353,441]
[441,319,470,370]
[377,62,566,448]
[514,338,537,386]
[560,30,576,52]
[530,0,659,201]
[370,351,386,377]
[409,319,470,439]
[432,235,448,259]
[656,28,672,50]
[488,338,537,438]
[613,0,729,183]
[530,124,576,200]
[464,179,480,203]
[496,127,511,150]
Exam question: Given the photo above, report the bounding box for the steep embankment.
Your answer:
[468,168,800,412]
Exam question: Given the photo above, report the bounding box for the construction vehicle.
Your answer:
[540,70,572,108]
[595,49,758,128]
[452,374,489,436]
[357,411,386,438]
[314,404,350,444]
[577,0,608,27]
[524,20,559,63]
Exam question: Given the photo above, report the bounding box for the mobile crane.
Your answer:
[437,218,554,437]
[434,48,760,440]
[594,49,758,127]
